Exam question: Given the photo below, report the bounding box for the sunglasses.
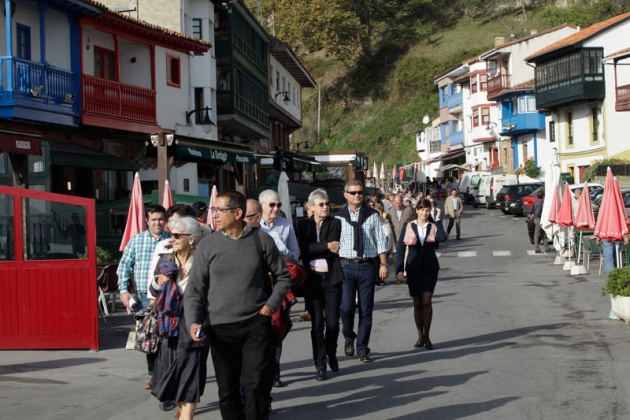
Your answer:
[346,190,364,196]
[210,207,236,215]
[317,202,330,207]
[244,213,261,219]
[267,202,282,208]
[171,233,191,240]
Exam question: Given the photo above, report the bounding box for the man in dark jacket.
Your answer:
[186,190,290,419]
[532,190,549,253]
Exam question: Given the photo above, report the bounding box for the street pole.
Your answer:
[157,132,168,206]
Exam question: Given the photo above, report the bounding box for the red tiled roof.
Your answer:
[81,0,211,52]
[526,11,630,62]
[487,79,536,100]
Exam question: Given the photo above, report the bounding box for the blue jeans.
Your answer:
[305,272,342,370]
[340,261,376,355]
[602,240,620,274]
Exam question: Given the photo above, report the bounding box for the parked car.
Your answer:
[479,174,539,209]
[592,187,630,219]
[496,182,544,214]
[522,187,544,216]
[460,171,490,205]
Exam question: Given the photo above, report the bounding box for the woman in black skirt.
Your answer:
[396,199,446,350]
[149,217,211,420]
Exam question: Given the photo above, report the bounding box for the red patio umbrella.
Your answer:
[413,163,419,182]
[574,183,595,265]
[594,167,629,242]
[401,167,407,181]
[547,184,562,224]
[161,180,174,211]
[206,185,218,230]
[119,172,146,252]
[392,165,398,180]
[556,182,573,227]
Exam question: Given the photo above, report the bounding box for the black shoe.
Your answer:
[328,355,339,372]
[272,377,286,388]
[344,339,354,357]
[424,336,434,350]
[316,369,327,381]
[358,351,371,363]
[456,237,461,240]
[414,338,424,349]
[535,249,543,254]
[159,401,176,412]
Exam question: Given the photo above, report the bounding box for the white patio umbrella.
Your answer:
[278,171,291,218]
[541,151,561,249]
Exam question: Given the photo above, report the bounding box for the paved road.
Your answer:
[3,205,630,419]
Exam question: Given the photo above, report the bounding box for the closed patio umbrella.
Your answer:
[206,185,218,230]
[373,162,379,180]
[119,172,146,252]
[573,183,595,269]
[541,152,561,242]
[161,180,173,211]
[278,171,291,219]
[556,182,574,268]
[594,167,629,269]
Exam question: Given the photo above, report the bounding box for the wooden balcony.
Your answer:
[487,74,511,99]
[616,83,630,111]
[82,75,156,131]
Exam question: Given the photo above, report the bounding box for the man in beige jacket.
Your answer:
[386,194,415,252]
[444,189,463,240]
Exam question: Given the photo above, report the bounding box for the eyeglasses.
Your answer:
[346,190,363,196]
[244,213,261,219]
[265,202,282,208]
[210,207,236,215]
[317,202,330,207]
[171,233,191,240]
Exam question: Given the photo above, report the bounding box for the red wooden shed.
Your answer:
[0,185,98,350]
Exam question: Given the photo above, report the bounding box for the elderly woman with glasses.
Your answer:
[148,216,211,420]
[296,189,343,381]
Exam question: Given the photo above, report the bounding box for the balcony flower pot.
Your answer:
[602,266,630,323]
[30,86,43,97]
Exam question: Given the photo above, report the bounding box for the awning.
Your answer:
[49,142,138,171]
[439,164,471,172]
[432,150,465,163]
[0,132,42,156]
[175,136,256,164]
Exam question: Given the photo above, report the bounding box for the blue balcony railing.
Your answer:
[500,112,545,136]
[446,90,463,110]
[0,57,77,106]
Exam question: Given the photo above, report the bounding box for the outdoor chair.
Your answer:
[583,236,604,275]
[97,263,120,315]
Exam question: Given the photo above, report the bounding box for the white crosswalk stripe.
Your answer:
[493,251,511,256]
[458,251,477,257]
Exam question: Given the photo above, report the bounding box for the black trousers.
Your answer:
[208,313,274,420]
[305,271,342,371]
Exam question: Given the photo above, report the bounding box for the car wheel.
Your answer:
[473,199,479,208]
[501,208,509,214]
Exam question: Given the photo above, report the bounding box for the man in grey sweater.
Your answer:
[186,190,290,419]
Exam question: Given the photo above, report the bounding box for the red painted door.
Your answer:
[0,185,98,350]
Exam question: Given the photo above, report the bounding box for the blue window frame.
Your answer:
[16,24,31,60]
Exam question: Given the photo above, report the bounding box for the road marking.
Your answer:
[436,252,442,257]
[458,251,477,257]
[527,250,547,255]
[493,251,511,256]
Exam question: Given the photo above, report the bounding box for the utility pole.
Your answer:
[317,83,321,143]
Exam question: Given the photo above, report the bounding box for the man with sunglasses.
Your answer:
[186,190,291,419]
[259,189,300,261]
[336,180,389,363]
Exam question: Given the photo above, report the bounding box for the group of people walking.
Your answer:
[117,180,456,419]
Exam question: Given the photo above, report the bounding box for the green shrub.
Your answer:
[602,266,630,297]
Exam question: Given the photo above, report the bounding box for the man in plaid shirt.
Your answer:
[336,180,388,363]
[117,204,169,390]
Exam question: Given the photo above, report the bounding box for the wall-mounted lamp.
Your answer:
[185,106,215,134]
[219,0,238,11]
[485,122,498,133]
[275,91,291,105]
[295,141,309,151]
[3,1,16,18]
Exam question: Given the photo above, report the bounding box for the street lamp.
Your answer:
[485,122,498,134]
[275,91,291,105]
[185,106,215,134]
[295,141,309,152]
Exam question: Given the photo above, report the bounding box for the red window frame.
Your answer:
[94,46,117,81]
[481,107,490,125]
[166,54,181,88]
[480,74,487,91]
[471,76,478,94]
[473,109,479,127]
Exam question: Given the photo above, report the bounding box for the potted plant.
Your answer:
[602,266,630,322]
[30,86,43,97]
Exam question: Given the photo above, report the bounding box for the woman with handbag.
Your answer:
[396,199,446,350]
[149,217,210,420]
[296,189,343,381]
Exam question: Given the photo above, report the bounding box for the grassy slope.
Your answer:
[293,12,548,167]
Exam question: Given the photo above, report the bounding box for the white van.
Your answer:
[460,171,491,205]
[479,174,540,208]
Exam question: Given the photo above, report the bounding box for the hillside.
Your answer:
[247,0,630,167]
